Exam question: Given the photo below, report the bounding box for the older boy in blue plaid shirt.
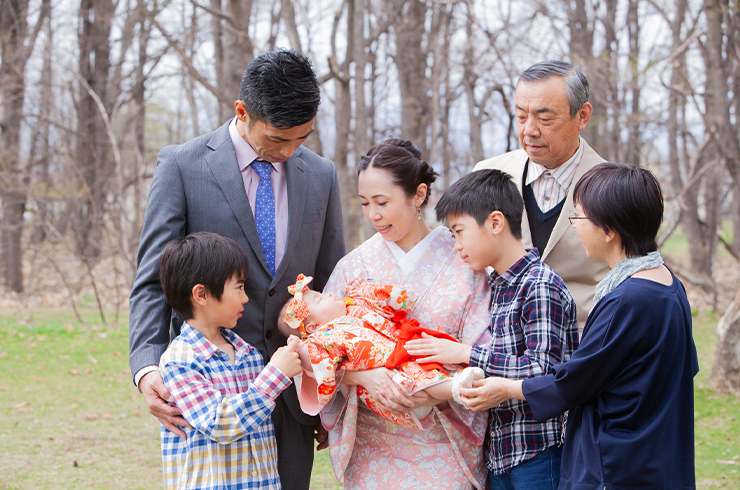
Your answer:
[157,232,302,489]
[406,169,578,490]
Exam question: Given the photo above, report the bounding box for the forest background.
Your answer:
[2,0,740,486]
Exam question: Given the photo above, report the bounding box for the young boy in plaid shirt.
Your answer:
[157,232,302,489]
[405,169,579,489]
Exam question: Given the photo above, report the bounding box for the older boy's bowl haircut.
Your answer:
[435,169,524,240]
[573,162,663,257]
[240,49,320,129]
[159,232,250,322]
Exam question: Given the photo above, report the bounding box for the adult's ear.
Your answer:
[577,102,593,131]
[414,183,428,208]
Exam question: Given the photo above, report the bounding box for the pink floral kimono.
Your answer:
[322,227,491,490]
[295,281,451,429]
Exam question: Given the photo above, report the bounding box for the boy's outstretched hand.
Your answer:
[270,336,303,378]
[405,332,472,365]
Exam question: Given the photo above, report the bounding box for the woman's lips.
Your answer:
[376,225,391,234]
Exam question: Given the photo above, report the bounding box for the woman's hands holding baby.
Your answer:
[270,336,303,378]
[405,332,472,365]
[343,368,425,415]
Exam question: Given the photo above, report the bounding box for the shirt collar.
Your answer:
[488,248,541,287]
[180,321,253,361]
[228,118,286,177]
[525,136,584,187]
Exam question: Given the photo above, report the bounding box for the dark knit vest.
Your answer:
[523,160,566,256]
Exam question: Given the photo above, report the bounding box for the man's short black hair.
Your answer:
[159,232,249,321]
[574,162,663,256]
[240,49,320,129]
[435,169,524,239]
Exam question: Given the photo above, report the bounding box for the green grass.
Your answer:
[0,307,737,488]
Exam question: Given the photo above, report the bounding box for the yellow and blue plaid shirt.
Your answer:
[160,322,290,489]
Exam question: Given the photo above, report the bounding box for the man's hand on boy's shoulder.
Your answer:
[139,371,191,439]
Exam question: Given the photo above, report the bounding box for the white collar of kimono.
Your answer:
[384,227,444,275]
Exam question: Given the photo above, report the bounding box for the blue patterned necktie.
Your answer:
[252,160,276,276]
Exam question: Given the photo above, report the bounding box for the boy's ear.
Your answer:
[191,284,208,307]
[488,211,507,235]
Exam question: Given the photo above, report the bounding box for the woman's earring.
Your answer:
[417,207,422,221]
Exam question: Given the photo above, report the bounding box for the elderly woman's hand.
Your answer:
[458,377,524,412]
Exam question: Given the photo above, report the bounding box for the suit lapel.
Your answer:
[275,147,308,284]
[541,140,604,260]
[205,122,271,276]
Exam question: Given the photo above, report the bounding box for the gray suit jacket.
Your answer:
[474,140,609,325]
[129,120,345,425]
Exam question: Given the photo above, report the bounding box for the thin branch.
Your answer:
[148,14,232,107]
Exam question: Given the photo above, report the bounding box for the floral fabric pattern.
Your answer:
[300,281,449,429]
[321,228,491,490]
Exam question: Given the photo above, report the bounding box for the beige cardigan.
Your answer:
[474,140,609,326]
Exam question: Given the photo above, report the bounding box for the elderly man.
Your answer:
[475,60,609,325]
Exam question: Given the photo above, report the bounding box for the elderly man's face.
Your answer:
[514,76,592,169]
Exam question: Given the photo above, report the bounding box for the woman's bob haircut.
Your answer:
[573,162,663,257]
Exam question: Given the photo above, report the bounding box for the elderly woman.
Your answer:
[460,162,698,489]
[321,139,491,489]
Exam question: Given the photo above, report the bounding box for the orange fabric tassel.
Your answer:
[385,310,459,373]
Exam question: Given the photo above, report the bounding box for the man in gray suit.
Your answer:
[129,50,345,489]
[475,61,609,326]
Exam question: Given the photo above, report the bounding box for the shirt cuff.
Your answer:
[469,345,490,371]
[134,365,159,389]
[253,363,292,401]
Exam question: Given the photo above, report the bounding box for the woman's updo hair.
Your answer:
[356,138,439,206]
[573,162,663,257]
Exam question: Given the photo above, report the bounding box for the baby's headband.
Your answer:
[283,274,313,335]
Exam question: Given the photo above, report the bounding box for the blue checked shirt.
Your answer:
[160,323,291,489]
[469,249,578,474]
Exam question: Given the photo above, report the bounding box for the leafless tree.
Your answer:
[0,0,51,292]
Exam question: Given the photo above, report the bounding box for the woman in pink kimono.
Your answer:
[322,139,491,489]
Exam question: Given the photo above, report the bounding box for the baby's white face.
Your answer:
[302,289,347,327]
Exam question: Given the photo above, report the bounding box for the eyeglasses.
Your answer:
[567,210,590,226]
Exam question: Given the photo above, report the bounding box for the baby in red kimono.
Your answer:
[278,273,482,429]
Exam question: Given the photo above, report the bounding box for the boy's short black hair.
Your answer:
[159,232,249,321]
[435,169,524,239]
[573,162,663,256]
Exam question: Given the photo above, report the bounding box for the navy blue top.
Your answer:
[522,272,698,490]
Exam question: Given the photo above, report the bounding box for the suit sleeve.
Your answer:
[312,164,345,292]
[128,147,187,380]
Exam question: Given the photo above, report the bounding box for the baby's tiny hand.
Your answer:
[270,337,302,378]
[346,277,366,292]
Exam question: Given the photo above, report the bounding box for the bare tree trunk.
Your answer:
[0,0,50,292]
[76,0,116,259]
[624,0,641,166]
[704,0,740,393]
[389,0,427,145]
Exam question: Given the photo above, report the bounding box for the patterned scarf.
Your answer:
[593,251,664,306]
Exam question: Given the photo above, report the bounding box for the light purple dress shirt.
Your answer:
[133,119,291,388]
[229,118,288,269]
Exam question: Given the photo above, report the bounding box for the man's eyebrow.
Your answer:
[269,129,315,142]
[514,104,553,114]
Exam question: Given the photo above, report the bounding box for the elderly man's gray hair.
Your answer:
[518,61,589,117]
